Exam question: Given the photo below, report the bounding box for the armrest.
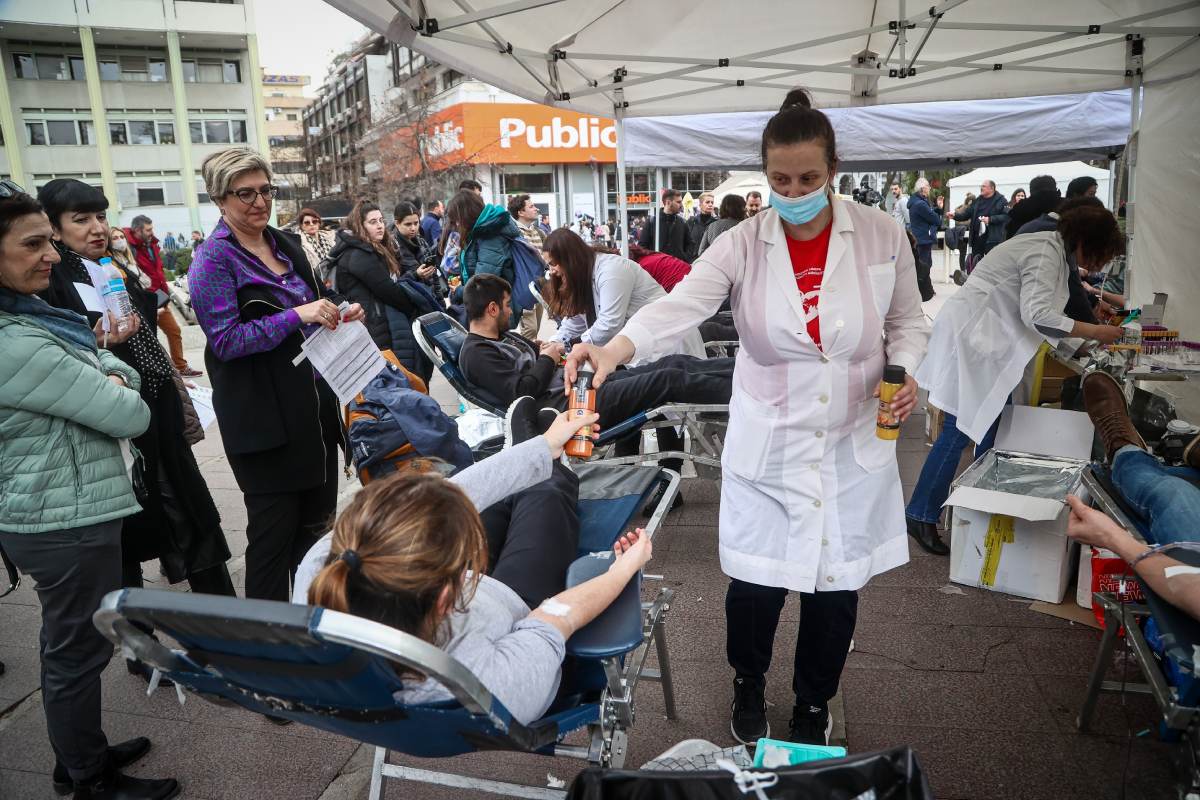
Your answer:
[563,553,644,660]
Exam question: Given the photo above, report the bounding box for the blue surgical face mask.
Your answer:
[770,183,829,225]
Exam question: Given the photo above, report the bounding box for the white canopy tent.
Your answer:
[946,161,1112,211]
[711,172,769,207]
[623,91,1132,171]
[325,0,1200,330]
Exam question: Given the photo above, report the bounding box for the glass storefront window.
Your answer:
[500,171,553,194]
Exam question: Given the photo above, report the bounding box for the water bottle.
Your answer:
[565,365,597,459]
[97,257,133,335]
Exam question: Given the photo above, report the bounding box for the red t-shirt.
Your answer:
[785,221,833,346]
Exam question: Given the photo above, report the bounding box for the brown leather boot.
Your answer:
[1082,371,1146,460]
[1184,434,1200,471]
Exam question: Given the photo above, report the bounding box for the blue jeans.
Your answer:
[1111,446,1200,545]
[905,411,1000,524]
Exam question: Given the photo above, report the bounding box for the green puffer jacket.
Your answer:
[461,204,519,287]
[0,312,150,534]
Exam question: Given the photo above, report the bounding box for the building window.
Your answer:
[99,60,120,81]
[223,60,241,83]
[137,186,165,206]
[189,121,203,143]
[120,56,148,82]
[79,120,96,145]
[109,122,129,145]
[442,69,465,92]
[12,54,36,79]
[205,120,231,144]
[36,54,69,80]
[197,61,223,82]
[69,56,86,80]
[46,120,78,145]
[285,113,297,121]
[668,170,726,195]
[181,60,198,82]
[126,121,156,145]
[500,171,554,194]
[25,122,47,146]
[149,59,168,82]
[157,122,176,144]
[231,120,247,143]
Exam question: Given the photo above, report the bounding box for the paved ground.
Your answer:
[0,275,1178,799]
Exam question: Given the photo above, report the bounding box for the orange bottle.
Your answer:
[876,365,906,440]
[565,365,597,458]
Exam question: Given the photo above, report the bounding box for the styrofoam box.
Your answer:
[946,406,1095,604]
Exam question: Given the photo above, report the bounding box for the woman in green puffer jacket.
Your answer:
[0,188,180,800]
[444,188,520,295]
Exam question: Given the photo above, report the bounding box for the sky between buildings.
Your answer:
[254,0,367,93]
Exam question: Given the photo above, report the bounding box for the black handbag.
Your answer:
[0,542,19,598]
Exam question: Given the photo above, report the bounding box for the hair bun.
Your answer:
[780,88,813,112]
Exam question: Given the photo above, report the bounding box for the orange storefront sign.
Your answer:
[382,102,617,176]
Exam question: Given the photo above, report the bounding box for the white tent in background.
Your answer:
[946,161,1112,212]
[324,0,1200,330]
[711,172,769,206]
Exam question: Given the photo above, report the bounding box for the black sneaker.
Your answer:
[54,738,151,795]
[537,407,560,434]
[788,704,832,746]
[71,762,179,800]
[503,396,540,449]
[730,677,769,745]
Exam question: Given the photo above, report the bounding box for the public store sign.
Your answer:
[381,103,617,176]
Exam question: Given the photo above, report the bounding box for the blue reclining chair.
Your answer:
[96,463,681,799]
[1078,465,1200,742]
[413,311,726,472]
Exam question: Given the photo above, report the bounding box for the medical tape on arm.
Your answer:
[538,598,571,617]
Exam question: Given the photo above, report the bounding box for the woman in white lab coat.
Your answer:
[905,203,1125,552]
[564,89,930,746]
[544,229,706,365]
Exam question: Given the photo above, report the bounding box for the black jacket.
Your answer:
[685,214,716,261]
[952,191,1009,253]
[639,210,690,262]
[1005,190,1062,239]
[203,227,346,495]
[330,231,417,347]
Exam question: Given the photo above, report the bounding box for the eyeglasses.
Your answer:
[301,218,320,226]
[0,179,28,199]
[228,185,279,205]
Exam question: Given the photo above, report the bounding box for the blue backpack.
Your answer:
[509,237,545,315]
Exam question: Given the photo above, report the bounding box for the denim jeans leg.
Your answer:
[1111,446,1200,545]
[906,412,972,523]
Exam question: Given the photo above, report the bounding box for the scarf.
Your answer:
[0,286,98,352]
[305,230,334,262]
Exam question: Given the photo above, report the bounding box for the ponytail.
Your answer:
[760,87,837,169]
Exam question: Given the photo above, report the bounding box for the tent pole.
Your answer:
[1126,36,1143,304]
[654,168,662,252]
[615,97,629,257]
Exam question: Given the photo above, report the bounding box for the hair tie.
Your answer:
[339,549,363,573]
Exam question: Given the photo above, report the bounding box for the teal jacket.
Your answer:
[461,204,520,287]
[0,312,149,534]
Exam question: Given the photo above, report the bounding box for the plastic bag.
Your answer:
[455,408,504,449]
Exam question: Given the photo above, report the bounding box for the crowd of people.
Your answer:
[0,81,1194,800]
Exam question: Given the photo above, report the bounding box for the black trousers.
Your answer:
[725,578,858,709]
[0,521,122,782]
[481,461,580,607]
[243,455,339,601]
[915,243,935,301]
[548,355,734,465]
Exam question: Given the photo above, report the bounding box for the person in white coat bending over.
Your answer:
[564,88,930,746]
[905,203,1125,554]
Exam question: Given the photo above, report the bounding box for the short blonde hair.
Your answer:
[699,192,715,202]
[201,147,273,201]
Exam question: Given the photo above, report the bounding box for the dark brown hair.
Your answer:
[298,207,322,226]
[719,194,747,221]
[1056,198,1123,266]
[463,273,512,322]
[543,228,596,319]
[444,189,485,247]
[760,88,837,169]
[346,200,402,275]
[308,472,488,651]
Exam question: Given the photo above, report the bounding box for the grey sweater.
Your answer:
[292,437,566,724]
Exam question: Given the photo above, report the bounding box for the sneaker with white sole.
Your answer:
[503,396,540,449]
[787,704,832,746]
[730,677,769,745]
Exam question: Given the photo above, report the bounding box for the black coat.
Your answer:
[1005,190,1062,239]
[639,210,690,262]
[685,214,716,261]
[330,231,429,375]
[204,227,346,495]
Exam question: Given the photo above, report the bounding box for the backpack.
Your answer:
[509,237,546,315]
[344,351,473,484]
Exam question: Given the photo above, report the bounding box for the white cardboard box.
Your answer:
[946,406,1095,603]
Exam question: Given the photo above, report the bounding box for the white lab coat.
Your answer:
[621,199,930,592]
[915,232,1075,444]
[554,252,706,365]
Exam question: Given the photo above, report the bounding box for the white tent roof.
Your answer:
[623,90,1130,170]
[945,161,1111,210]
[711,172,769,206]
[327,0,1200,117]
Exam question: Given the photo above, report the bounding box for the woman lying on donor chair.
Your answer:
[292,410,652,725]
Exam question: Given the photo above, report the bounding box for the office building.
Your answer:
[262,72,312,220]
[0,0,269,233]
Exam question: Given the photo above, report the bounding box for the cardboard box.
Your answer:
[925,403,945,447]
[946,407,1094,603]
